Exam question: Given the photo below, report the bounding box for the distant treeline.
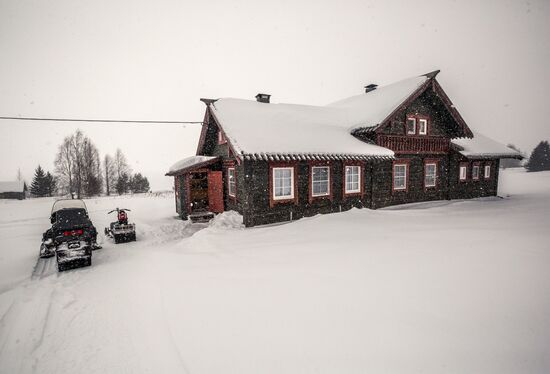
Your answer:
[29,130,150,198]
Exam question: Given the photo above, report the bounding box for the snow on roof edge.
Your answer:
[167,155,219,175]
[451,132,523,159]
[0,181,25,193]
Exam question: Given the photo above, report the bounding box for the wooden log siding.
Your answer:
[377,135,450,154]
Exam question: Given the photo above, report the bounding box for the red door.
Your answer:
[208,171,224,213]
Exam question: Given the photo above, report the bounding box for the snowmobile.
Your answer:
[40,199,100,271]
[104,208,136,243]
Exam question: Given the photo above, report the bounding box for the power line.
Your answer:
[0,116,203,124]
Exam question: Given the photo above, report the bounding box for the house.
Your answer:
[166,70,522,227]
[0,181,26,200]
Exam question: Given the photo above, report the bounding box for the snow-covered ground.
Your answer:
[0,169,549,374]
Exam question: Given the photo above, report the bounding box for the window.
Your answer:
[406,117,416,135]
[393,163,407,190]
[218,129,226,144]
[227,167,236,197]
[484,164,491,179]
[273,167,294,200]
[345,165,361,194]
[424,163,437,187]
[459,163,468,181]
[311,166,330,197]
[472,163,480,180]
[418,119,428,135]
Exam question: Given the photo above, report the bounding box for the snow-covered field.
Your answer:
[0,169,549,374]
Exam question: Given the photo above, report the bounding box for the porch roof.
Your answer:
[451,132,523,159]
[166,156,220,176]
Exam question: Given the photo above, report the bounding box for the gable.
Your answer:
[352,75,473,139]
[380,85,471,139]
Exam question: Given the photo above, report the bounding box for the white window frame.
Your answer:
[459,165,467,181]
[424,162,437,187]
[272,167,294,200]
[472,164,480,180]
[344,165,361,194]
[418,119,428,135]
[393,163,407,190]
[406,117,416,135]
[484,164,491,179]
[227,167,236,197]
[311,166,330,197]
[217,130,223,144]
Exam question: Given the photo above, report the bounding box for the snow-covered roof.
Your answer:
[51,199,87,213]
[210,99,394,161]
[167,155,219,175]
[0,181,24,193]
[327,74,429,130]
[451,132,523,159]
[207,73,436,161]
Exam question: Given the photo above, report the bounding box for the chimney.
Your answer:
[364,84,378,93]
[255,93,271,103]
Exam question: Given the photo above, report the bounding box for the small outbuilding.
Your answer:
[0,181,26,200]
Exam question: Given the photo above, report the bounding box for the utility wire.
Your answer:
[0,116,203,124]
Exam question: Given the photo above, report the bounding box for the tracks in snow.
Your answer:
[31,257,57,280]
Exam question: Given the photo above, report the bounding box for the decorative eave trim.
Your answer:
[242,152,394,162]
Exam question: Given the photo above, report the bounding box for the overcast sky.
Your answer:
[0,0,548,190]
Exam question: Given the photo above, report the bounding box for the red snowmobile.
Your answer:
[104,208,136,243]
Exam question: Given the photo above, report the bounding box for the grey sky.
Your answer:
[0,0,548,190]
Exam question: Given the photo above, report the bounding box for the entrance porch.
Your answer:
[166,156,225,222]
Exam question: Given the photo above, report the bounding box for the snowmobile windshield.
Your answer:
[55,209,89,228]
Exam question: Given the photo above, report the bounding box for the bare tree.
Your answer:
[81,137,103,196]
[54,135,75,195]
[54,130,103,198]
[16,168,23,182]
[114,149,131,178]
[104,154,116,196]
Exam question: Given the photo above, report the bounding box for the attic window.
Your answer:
[218,129,227,144]
[418,119,428,135]
[406,117,416,135]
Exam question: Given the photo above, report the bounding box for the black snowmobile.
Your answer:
[104,208,136,243]
[40,199,100,271]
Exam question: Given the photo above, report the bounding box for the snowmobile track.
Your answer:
[31,257,57,280]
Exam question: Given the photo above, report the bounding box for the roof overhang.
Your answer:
[165,156,221,176]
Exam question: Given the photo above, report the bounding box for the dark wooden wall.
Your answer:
[241,160,371,227]
[0,192,25,200]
